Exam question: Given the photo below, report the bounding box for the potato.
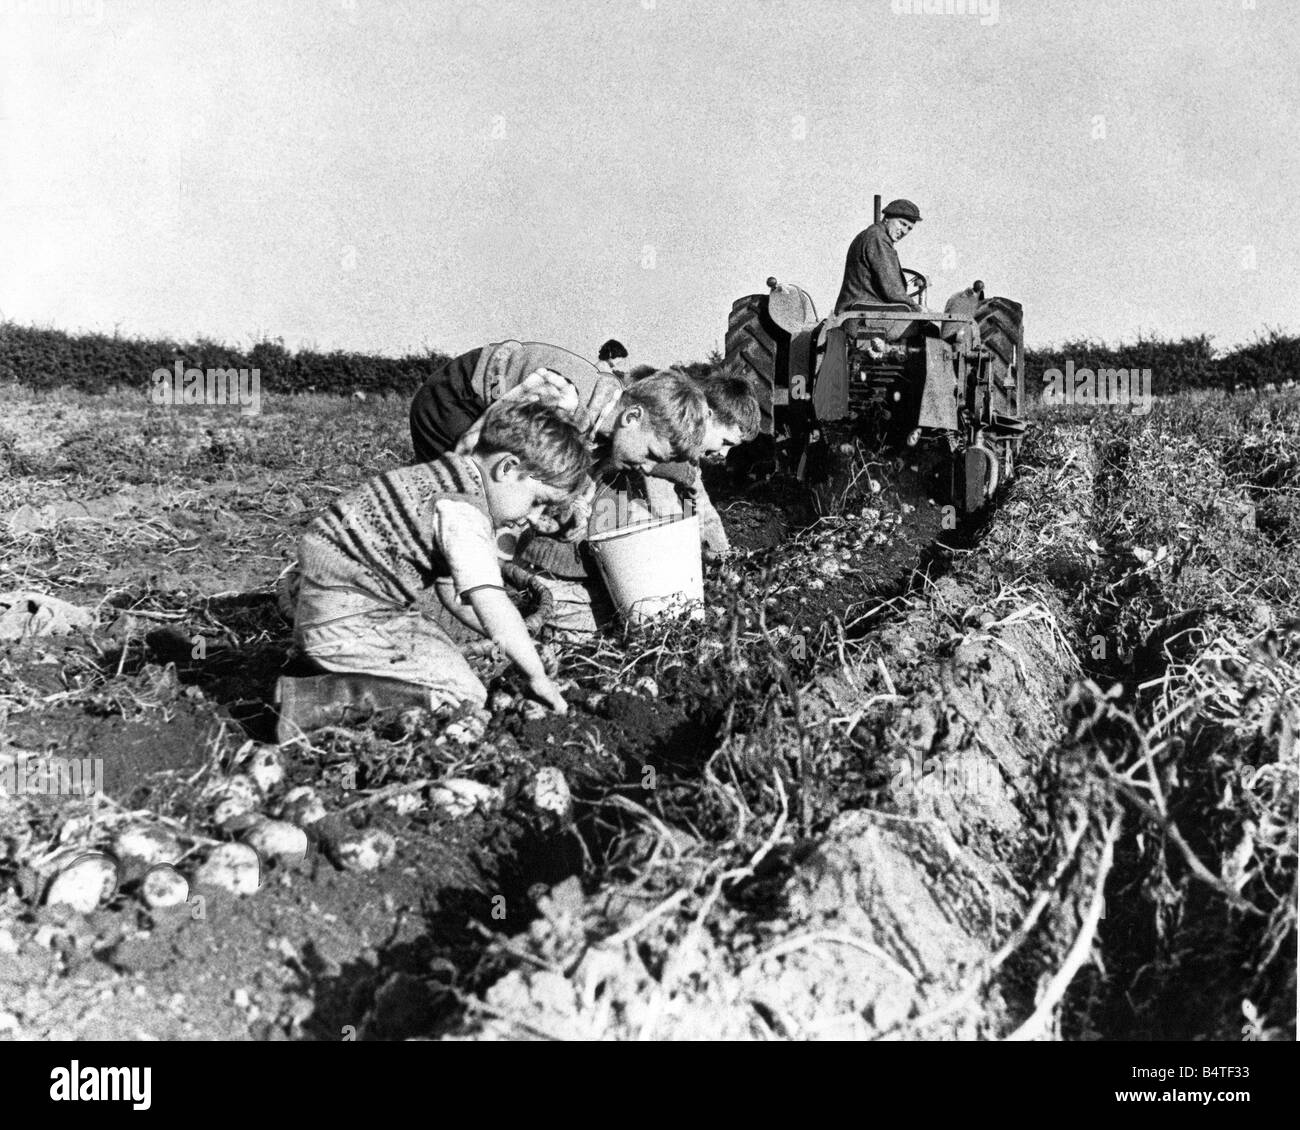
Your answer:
[141,864,190,909]
[196,843,262,896]
[45,854,119,913]
[531,767,572,820]
[112,826,183,867]
[243,820,308,867]
[279,785,326,827]
[247,745,285,794]
[336,829,397,872]
[429,778,502,819]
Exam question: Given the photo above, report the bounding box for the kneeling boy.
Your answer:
[276,400,589,741]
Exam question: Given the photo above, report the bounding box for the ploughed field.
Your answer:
[0,386,1295,1041]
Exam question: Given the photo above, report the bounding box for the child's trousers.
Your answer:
[293,578,488,709]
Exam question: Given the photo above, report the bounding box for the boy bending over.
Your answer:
[637,372,763,556]
[276,400,589,740]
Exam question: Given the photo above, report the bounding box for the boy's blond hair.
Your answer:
[619,370,708,459]
[701,371,761,441]
[475,399,591,494]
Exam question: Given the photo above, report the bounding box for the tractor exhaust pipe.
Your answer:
[873,194,882,224]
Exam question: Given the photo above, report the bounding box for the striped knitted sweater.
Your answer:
[297,454,495,616]
[471,340,625,441]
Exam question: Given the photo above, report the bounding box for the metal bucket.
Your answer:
[587,514,705,625]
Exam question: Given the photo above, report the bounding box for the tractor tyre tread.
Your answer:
[726,295,779,433]
[975,296,1024,418]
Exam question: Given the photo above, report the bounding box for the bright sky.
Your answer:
[1,0,1296,366]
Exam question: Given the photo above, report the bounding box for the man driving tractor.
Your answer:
[834,197,923,313]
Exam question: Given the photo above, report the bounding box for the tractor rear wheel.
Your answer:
[975,296,1024,490]
[726,294,778,435]
[975,296,1024,418]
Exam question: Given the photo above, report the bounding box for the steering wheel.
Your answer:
[901,268,928,306]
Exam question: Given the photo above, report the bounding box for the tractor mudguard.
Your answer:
[812,324,849,422]
[787,324,817,406]
[767,281,818,335]
[917,337,959,431]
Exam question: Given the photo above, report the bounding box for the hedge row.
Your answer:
[0,323,453,396]
[2,321,1296,399]
[1025,330,1300,395]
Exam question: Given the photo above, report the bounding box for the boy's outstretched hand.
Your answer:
[467,586,568,714]
[527,672,568,714]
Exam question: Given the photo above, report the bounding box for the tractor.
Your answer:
[725,198,1028,514]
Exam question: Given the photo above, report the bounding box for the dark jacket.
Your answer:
[409,347,485,463]
[834,222,912,312]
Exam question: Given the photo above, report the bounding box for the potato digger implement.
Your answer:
[726,205,1028,514]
